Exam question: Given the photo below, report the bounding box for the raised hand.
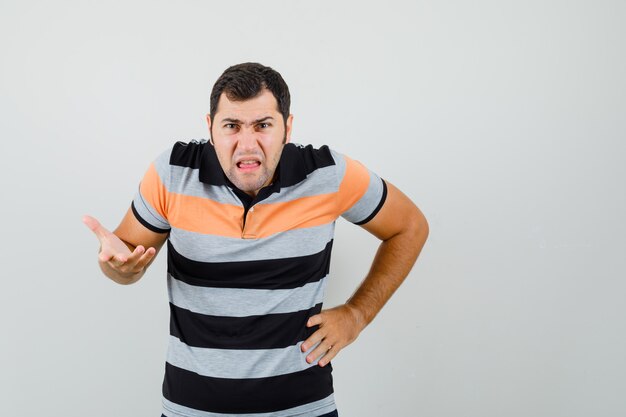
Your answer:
[83,215,156,282]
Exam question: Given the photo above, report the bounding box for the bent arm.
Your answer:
[302,181,429,365]
[346,181,429,327]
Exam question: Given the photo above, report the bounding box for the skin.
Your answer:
[83,88,429,367]
[207,89,293,197]
[301,182,428,366]
[83,209,165,285]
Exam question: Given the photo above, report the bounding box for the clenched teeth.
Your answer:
[237,160,261,168]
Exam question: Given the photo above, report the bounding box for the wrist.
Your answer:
[344,301,368,332]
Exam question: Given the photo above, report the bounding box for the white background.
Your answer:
[1,1,625,416]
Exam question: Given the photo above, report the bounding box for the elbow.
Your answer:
[407,205,429,247]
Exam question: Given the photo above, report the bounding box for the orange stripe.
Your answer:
[140,156,371,239]
[246,193,338,239]
[167,192,244,238]
[140,163,169,220]
[336,155,371,214]
[164,191,339,239]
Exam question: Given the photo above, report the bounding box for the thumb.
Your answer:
[82,215,110,242]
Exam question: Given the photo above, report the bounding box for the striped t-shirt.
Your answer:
[132,140,387,417]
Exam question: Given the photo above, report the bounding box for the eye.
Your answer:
[224,123,238,129]
[258,122,270,129]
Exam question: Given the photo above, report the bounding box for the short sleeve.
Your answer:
[131,147,172,233]
[331,149,388,225]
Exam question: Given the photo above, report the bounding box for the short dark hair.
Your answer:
[209,62,291,125]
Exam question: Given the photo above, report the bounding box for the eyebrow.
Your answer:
[220,116,275,125]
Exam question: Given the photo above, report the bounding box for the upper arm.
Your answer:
[114,146,173,253]
[113,206,168,253]
[360,181,429,242]
[332,150,427,240]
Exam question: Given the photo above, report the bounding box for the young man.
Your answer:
[84,62,429,417]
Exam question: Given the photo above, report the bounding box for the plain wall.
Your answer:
[1,0,625,416]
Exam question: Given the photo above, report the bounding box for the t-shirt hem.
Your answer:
[162,394,336,417]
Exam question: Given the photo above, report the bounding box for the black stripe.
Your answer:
[278,144,336,187]
[167,239,333,290]
[170,141,338,206]
[170,302,322,350]
[195,142,337,188]
[169,140,207,169]
[230,144,337,205]
[354,179,388,225]
[163,362,333,414]
[131,201,170,234]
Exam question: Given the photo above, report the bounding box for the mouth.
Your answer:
[236,158,261,172]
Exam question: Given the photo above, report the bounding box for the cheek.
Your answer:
[259,136,284,157]
[214,147,234,168]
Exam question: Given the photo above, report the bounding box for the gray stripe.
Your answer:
[329,149,347,186]
[133,146,173,230]
[261,164,339,204]
[133,190,170,230]
[166,336,324,379]
[168,275,327,317]
[157,150,341,206]
[162,394,336,417]
[169,222,335,263]
[153,145,173,188]
[151,144,239,206]
[341,169,384,223]
[167,165,242,206]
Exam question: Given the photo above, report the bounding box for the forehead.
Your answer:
[216,89,281,121]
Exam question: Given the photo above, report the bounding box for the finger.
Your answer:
[318,346,339,367]
[306,340,334,364]
[307,314,323,328]
[82,215,109,242]
[124,246,156,273]
[107,254,126,268]
[119,245,145,265]
[98,249,114,263]
[97,243,117,263]
[112,245,144,272]
[134,247,156,270]
[301,328,326,352]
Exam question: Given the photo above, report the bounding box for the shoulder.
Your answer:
[279,143,340,186]
[286,143,358,171]
[283,142,335,165]
[149,139,209,184]
[168,139,209,168]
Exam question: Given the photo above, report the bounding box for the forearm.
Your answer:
[302,183,428,366]
[346,217,429,327]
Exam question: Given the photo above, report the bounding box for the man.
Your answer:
[84,62,428,417]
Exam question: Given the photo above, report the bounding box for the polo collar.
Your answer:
[198,142,304,203]
[198,142,229,186]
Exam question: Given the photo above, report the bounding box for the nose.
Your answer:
[236,126,259,152]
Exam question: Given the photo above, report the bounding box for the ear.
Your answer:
[205,113,213,144]
[284,114,294,144]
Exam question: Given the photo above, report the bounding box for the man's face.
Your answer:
[207,89,293,197]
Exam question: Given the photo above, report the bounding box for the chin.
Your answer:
[232,178,265,193]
